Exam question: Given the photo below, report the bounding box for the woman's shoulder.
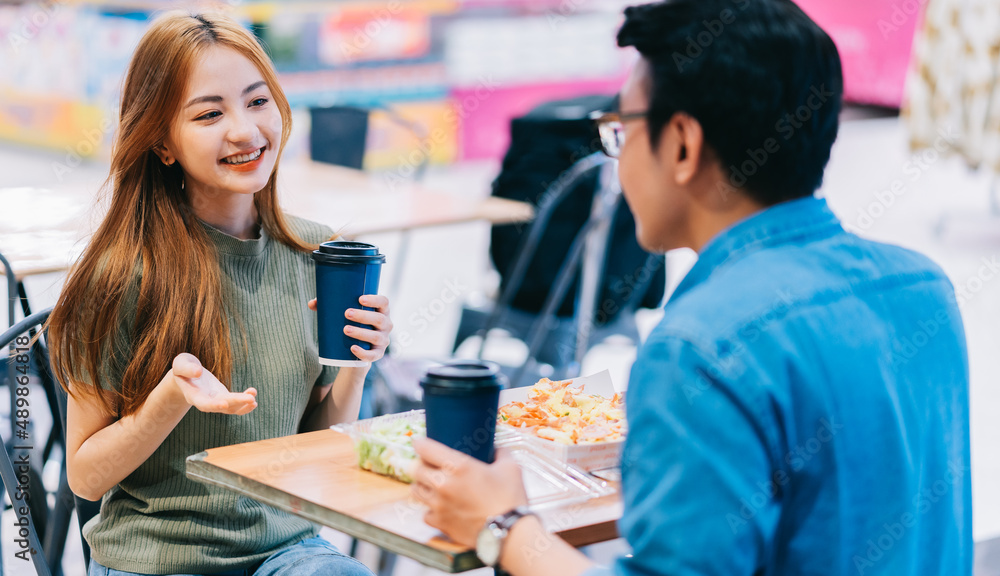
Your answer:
[282,214,336,245]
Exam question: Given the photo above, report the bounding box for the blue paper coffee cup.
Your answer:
[312,241,386,367]
[420,360,506,463]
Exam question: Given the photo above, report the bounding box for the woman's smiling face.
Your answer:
[161,45,282,202]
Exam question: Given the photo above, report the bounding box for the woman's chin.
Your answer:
[211,172,273,196]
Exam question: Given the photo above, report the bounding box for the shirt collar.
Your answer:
[197,218,269,257]
[669,196,843,303]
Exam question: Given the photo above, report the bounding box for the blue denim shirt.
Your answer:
[583,197,972,576]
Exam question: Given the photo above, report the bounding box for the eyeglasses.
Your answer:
[589,110,648,158]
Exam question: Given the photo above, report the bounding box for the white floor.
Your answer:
[2,109,998,574]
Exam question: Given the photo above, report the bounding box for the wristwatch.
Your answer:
[475,506,535,567]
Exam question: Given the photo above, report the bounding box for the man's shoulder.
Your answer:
[281,214,336,246]
[842,233,951,283]
[736,229,951,288]
[659,232,953,346]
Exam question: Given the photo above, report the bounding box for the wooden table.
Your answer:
[186,429,622,573]
[278,160,534,239]
[0,186,95,281]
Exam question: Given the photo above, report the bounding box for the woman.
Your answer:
[47,12,386,576]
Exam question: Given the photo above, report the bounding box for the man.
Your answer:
[411,1,973,574]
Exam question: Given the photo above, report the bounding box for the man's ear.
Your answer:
[153,143,176,166]
[655,112,705,186]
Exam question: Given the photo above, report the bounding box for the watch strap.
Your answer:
[497,506,535,531]
[478,506,536,568]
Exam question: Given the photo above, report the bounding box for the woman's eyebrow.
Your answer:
[242,80,266,96]
[184,80,268,109]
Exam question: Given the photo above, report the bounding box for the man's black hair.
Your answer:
[617,0,843,205]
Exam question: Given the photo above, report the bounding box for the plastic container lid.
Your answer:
[312,241,386,265]
[331,410,615,509]
[420,360,506,395]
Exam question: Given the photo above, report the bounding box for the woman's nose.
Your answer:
[226,109,258,144]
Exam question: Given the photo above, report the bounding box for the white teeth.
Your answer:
[222,148,262,164]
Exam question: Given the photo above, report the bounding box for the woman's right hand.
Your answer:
[171,353,258,414]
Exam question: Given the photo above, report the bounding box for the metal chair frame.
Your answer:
[1,307,96,576]
[1,309,56,576]
[457,152,662,387]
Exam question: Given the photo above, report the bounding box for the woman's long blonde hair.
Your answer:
[48,12,314,417]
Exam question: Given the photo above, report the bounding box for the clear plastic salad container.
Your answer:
[332,410,614,509]
[332,410,424,483]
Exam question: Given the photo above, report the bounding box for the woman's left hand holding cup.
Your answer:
[308,295,392,363]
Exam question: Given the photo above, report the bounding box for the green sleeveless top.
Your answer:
[83,215,339,573]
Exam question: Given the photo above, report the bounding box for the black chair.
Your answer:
[451,94,665,388]
[2,252,60,575]
[1,308,100,576]
[452,152,664,387]
[309,106,371,170]
[309,104,430,181]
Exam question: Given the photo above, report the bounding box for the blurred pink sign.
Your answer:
[453,77,625,161]
[793,0,922,107]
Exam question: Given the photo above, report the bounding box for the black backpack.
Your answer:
[489,94,666,325]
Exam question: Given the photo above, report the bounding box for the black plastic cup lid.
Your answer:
[312,241,386,265]
[420,360,506,393]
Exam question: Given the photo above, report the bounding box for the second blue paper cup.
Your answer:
[420,360,506,463]
[312,241,386,367]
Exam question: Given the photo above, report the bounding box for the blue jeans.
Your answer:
[87,535,374,576]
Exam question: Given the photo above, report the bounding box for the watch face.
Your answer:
[476,523,503,566]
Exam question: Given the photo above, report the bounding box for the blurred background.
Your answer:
[1,0,998,574]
